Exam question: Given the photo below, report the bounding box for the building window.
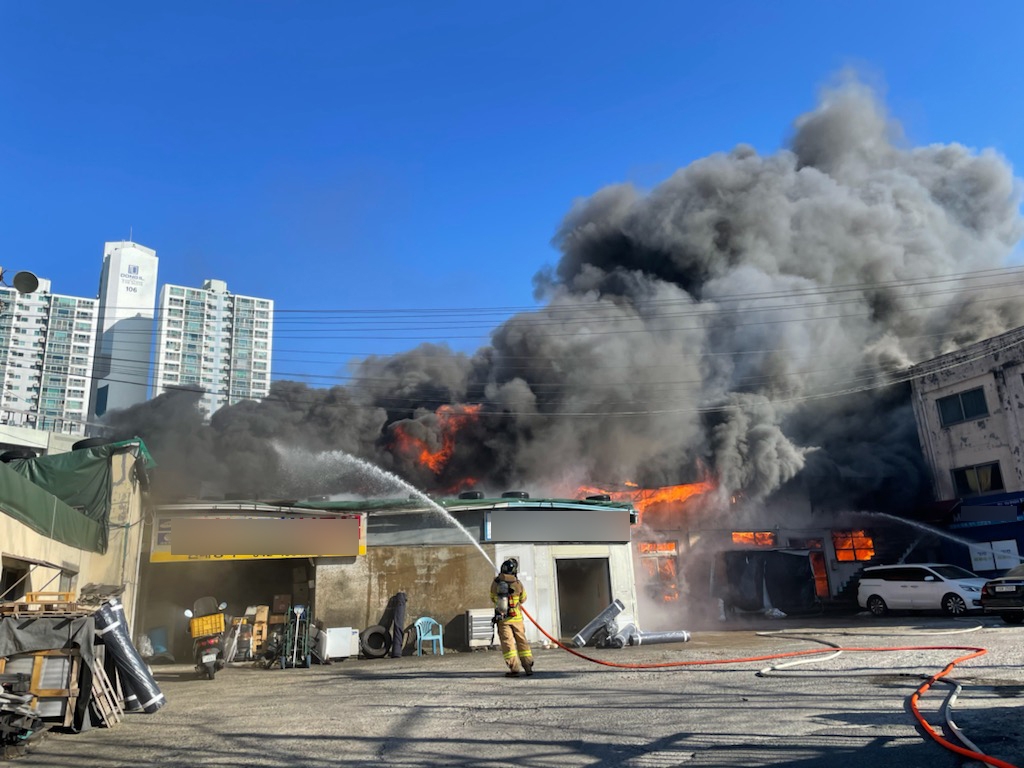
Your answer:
[637,541,679,602]
[832,530,875,561]
[937,387,988,426]
[731,531,776,546]
[952,461,1004,497]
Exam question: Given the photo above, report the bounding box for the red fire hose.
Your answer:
[521,606,1019,768]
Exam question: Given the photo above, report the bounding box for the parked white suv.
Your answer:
[857,563,987,617]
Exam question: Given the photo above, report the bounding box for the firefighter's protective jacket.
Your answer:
[490,573,526,622]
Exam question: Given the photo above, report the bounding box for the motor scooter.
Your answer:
[183,596,228,680]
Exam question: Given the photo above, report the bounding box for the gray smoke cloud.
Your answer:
[105,75,1024,511]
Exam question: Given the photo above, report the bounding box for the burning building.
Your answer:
[99,75,1024,627]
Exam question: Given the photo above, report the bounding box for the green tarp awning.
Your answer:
[0,460,105,553]
[1,438,154,555]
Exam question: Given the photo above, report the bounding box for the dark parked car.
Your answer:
[980,563,1024,624]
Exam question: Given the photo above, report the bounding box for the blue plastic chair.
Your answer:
[413,617,444,656]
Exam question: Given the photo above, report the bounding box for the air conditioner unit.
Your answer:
[466,609,495,649]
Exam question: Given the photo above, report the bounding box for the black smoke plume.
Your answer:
[104,76,1024,512]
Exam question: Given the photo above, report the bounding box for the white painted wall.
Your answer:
[494,542,638,646]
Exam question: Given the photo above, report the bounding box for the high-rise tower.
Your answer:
[90,241,158,418]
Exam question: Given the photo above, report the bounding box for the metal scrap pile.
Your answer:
[573,600,692,649]
[0,673,47,760]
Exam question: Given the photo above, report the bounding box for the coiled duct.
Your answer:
[94,598,166,714]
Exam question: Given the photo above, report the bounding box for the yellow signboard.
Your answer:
[150,514,367,563]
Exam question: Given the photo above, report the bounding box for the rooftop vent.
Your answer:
[586,494,611,501]
[502,491,530,499]
[458,491,484,500]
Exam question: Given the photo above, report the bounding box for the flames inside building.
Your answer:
[93,77,1024,629]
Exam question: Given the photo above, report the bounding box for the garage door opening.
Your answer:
[139,558,312,661]
[555,558,611,639]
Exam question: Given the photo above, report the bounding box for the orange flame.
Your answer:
[639,541,681,602]
[577,479,715,526]
[392,404,482,474]
[832,529,875,561]
[731,531,777,547]
[638,541,678,555]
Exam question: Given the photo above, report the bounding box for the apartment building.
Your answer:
[0,278,98,436]
[153,279,273,417]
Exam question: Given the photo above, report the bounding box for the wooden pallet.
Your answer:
[24,592,74,604]
[0,601,90,618]
[0,607,89,618]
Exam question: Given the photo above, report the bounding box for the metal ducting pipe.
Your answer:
[600,622,638,649]
[571,599,626,647]
[630,630,692,646]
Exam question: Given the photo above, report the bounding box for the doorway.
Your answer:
[0,558,31,601]
[555,558,611,639]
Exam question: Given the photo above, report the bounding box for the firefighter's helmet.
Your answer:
[500,558,519,575]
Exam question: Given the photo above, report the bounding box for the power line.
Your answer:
[16,328,1017,424]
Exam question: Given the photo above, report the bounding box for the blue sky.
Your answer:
[3,2,1024,385]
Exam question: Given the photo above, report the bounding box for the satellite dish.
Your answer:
[11,271,39,294]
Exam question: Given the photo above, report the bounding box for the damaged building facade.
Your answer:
[908,325,1024,573]
[624,482,889,622]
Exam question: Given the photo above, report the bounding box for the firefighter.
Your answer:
[490,557,534,677]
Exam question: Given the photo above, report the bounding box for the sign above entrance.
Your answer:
[483,508,630,543]
[150,515,366,563]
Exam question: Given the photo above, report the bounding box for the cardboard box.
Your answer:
[269,614,287,625]
[252,621,268,652]
[272,594,291,613]
[292,584,310,606]
[254,605,270,624]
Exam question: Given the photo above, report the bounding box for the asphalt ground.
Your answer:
[16,613,1024,768]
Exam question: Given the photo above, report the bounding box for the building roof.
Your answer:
[907,324,1024,379]
[156,495,637,519]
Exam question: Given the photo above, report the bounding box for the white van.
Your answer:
[856,563,987,617]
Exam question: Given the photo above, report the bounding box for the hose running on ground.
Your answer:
[520,606,1018,768]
